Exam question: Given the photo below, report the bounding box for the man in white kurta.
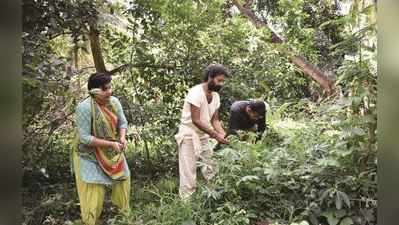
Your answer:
[175,64,230,199]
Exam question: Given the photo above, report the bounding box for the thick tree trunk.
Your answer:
[232,0,335,95]
[88,23,107,73]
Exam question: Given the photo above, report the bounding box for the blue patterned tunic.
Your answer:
[74,96,130,185]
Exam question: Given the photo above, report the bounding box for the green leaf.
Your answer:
[318,158,340,167]
[320,189,331,203]
[182,219,196,225]
[236,175,260,186]
[351,127,365,136]
[322,211,339,225]
[335,191,343,210]
[290,221,310,225]
[337,191,351,208]
[339,217,354,225]
[335,209,347,218]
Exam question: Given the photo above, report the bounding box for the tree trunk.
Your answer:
[73,42,79,70]
[232,0,335,95]
[144,140,153,175]
[88,23,107,73]
[72,40,82,93]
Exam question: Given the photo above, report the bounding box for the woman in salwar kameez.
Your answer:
[72,72,130,225]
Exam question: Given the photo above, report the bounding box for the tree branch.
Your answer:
[232,0,283,43]
[108,63,176,75]
[231,0,335,95]
[243,0,254,8]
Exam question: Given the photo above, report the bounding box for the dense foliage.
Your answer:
[23,0,376,224]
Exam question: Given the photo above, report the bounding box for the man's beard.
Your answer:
[208,80,222,92]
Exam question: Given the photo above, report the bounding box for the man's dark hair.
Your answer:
[203,63,230,82]
[87,72,112,90]
[248,101,266,115]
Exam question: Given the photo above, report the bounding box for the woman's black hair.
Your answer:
[87,72,112,90]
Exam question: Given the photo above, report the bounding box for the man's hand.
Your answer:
[236,130,247,140]
[213,132,229,144]
[220,131,227,138]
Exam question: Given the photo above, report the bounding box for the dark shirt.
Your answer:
[227,101,266,137]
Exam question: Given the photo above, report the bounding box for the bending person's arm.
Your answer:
[255,113,266,140]
[226,109,241,137]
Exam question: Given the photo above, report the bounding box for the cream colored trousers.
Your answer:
[178,137,216,199]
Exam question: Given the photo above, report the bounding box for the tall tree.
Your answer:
[88,21,107,72]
